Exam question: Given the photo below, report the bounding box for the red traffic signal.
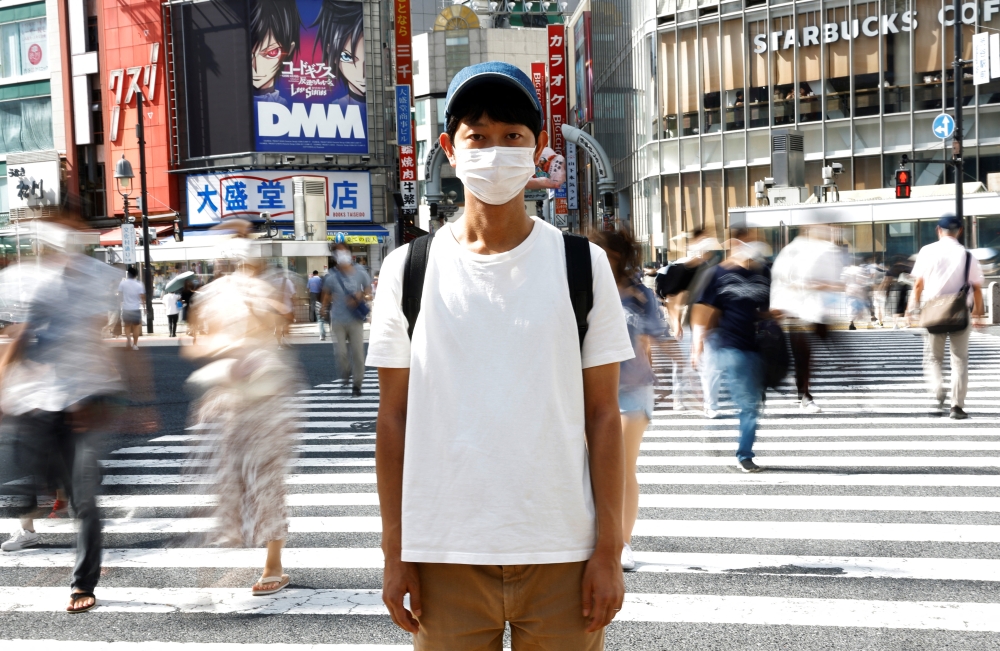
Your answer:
[895,169,912,199]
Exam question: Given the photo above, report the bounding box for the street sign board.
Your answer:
[395,85,412,146]
[524,189,547,202]
[933,113,955,139]
[121,223,136,264]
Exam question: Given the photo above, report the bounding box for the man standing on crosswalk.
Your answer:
[909,214,985,420]
[367,62,634,649]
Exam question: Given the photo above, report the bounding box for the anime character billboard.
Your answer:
[252,0,368,154]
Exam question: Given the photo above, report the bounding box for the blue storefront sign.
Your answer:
[186,170,372,226]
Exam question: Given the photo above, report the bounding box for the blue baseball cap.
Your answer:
[937,214,963,230]
[444,61,543,123]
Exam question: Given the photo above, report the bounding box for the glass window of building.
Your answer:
[914,0,944,110]
[796,7,821,123]
[854,155,881,189]
[825,2,850,119]
[883,0,911,113]
[722,18,744,131]
[679,27,698,135]
[702,170,724,242]
[852,0,881,117]
[445,32,470,84]
[681,171,701,231]
[770,9,794,126]
[747,16,768,127]
[663,175,682,258]
[0,15,46,79]
[658,30,678,138]
[724,167,747,209]
[415,99,427,127]
[0,95,53,154]
[435,98,446,133]
[943,13,974,109]
[701,21,721,133]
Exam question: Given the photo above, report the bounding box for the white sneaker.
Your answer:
[621,542,636,571]
[800,397,821,413]
[131,344,139,351]
[2,528,39,552]
[703,407,719,419]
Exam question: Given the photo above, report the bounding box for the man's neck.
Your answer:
[452,194,534,255]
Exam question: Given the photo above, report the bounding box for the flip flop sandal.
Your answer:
[67,591,97,613]
[252,574,290,596]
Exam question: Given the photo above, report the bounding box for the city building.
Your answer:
[588,0,1000,263]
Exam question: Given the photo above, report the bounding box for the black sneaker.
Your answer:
[950,407,969,420]
[848,322,857,330]
[352,386,362,397]
[738,459,762,473]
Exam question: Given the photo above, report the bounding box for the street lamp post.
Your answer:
[113,149,155,334]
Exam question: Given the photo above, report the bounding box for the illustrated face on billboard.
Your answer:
[251,0,301,93]
[252,0,368,154]
[312,0,366,101]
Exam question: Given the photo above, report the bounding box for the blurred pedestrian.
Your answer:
[770,226,844,413]
[308,270,323,322]
[691,238,772,473]
[270,265,296,348]
[843,261,878,330]
[162,289,181,337]
[182,235,302,595]
[0,224,123,613]
[118,266,145,350]
[909,215,985,419]
[322,244,371,396]
[881,257,914,329]
[590,229,667,572]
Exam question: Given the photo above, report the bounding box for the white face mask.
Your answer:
[454,147,537,205]
[335,250,352,265]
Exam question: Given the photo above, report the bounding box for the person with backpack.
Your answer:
[590,229,667,572]
[909,214,985,419]
[366,61,633,649]
[323,244,371,396]
[690,239,774,473]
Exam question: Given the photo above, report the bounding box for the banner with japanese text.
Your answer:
[547,24,568,220]
[530,62,546,126]
[252,0,368,153]
[186,170,372,226]
[395,0,416,214]
[399,144,417,211]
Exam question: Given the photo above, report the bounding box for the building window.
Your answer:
[415,99,427,127]
[658,30,678,138]
[0,96,53,154]
[0,17,46,79]
[436,97,446,133]
[445,32,470,84]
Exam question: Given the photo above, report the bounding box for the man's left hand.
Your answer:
[581,546,625,633]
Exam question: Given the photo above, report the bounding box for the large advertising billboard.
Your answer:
[251,0,368,154]
[186,170,372,226]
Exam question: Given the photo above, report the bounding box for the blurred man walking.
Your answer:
[910,215,985,420]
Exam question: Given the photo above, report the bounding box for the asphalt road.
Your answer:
[2,331,1000,650]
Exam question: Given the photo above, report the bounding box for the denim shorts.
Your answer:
[122,309,142,326]
[619,385,655,420]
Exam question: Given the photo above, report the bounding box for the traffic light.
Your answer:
[895,168,912,199]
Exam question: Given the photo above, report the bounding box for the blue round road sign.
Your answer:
[932,113,955,139]
[334,232,346,244]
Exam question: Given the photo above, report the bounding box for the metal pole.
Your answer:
[953,15,965,245]
[137,90,154,334]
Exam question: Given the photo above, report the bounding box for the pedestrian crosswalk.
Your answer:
[3,330,1000,648]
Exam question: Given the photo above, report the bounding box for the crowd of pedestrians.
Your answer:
[0,60,992,650]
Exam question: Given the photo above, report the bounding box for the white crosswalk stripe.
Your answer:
[4,331,1000,649]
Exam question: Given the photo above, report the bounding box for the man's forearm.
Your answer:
[586,407,624,552]
[375,368,409,560]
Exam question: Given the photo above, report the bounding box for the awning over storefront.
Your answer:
[270,223,391,244]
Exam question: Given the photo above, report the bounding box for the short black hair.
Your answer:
[312,270,319,275]
[445,83,543,143]
[127,266,138,278]
[251,0,301,59]
[312,1,364,82]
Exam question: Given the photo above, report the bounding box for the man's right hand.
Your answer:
[382,557,421,633]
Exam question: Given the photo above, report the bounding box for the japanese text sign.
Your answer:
[396,85,412,146]
[530,62,546,126]
[186,170,372,226]
[399,144,417,212]
[547,25,567,159]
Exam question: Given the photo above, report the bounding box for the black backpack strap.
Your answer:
[563,232,593,349]
[402,233,434,340]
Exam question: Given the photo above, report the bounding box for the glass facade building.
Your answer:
[590,0,1000,261]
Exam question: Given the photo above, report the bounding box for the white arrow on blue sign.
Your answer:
[932,113,955,139]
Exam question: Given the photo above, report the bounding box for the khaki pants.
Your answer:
[924,326,970,408]
[413,562,603,651]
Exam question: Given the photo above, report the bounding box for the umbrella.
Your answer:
[164,271,194,294]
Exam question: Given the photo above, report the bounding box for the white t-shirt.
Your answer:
[162,292,181,316]
[770,236,845,324]
[366,218,633,564]
[118,278,145,311]
[911,236,985,304]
